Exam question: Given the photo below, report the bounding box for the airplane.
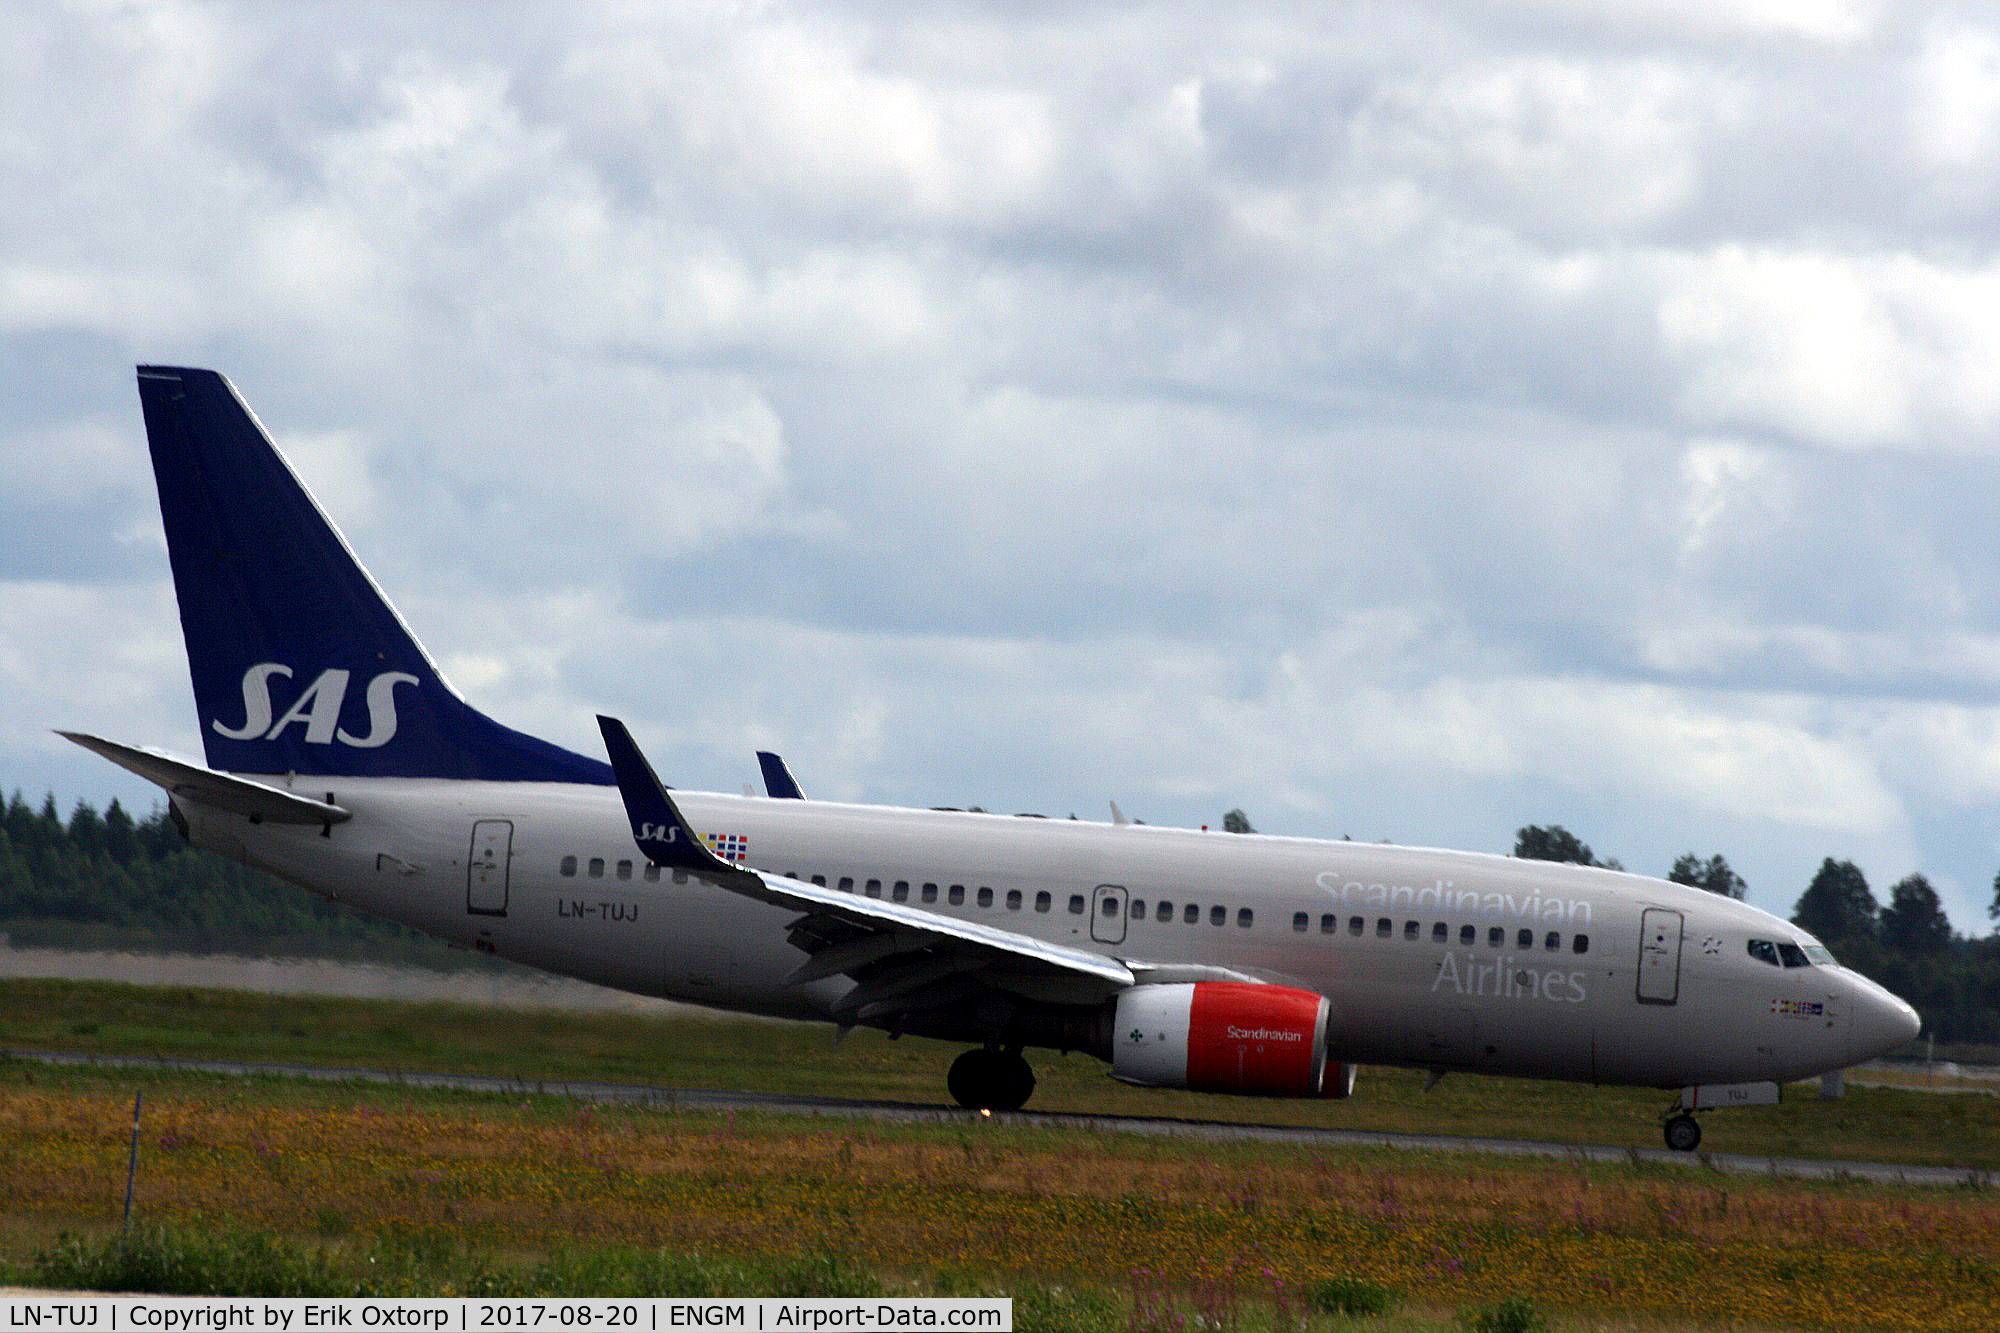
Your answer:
[63,365,1921,1154]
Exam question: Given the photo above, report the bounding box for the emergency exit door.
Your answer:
[1091,884,1129,945]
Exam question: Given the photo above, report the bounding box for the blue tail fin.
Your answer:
[137,365,612,783]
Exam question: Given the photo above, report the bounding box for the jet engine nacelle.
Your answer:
[1111,981,1355,1098]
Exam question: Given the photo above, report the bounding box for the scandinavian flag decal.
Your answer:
[702,832,749,863]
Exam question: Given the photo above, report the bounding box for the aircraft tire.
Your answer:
[947,1048,997,1109]
[1663,1113,1702,1153]
[947,1048,1036,1111]
[995,1049,1036,1111]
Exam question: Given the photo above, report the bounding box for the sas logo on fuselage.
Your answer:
[213,662,420,749]
[633,826,749,864]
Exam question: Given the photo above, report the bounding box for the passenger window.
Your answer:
[1403,920,1419,941]
[1006,889,1022,910]
[1572,934,1589,954]
[1238,908,1253,928]
[811,874,827,886]
[893,881,910,902]
[1459,924,1475,945]
[560,855,577,877]
[588,857,605,879]
[1746,939,1780,966]
[1376,918,1392,938]
[1155,900,1172,922]
[1210,905,1226,926]
[1069,893,1085,914]
[1544,931,1561,952]
[1293,912,1309,933]
[978,887,995,908]
[644,865,661,882]
[839,877,855,893]
[1034,891,1051,913]
[922,883,939,903]
[1321,914,1337,935]
[949,885,965,905]
[1488,927,1504,947]
[1184,904,1200,924]
[1431,922,1448,943]
[1517,928,1534,949]
[1130,898,1146,918]
[1778,942,1810,968]
[616,860,633,881]
[864,879,882,898]
[1348,916,1363,937]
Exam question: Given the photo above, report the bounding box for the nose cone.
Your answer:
[1848,973,1922,1064]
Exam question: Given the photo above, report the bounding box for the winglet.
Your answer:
[756,750,806,800]
[597,716,746,878]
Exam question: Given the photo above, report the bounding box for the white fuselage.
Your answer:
[181,776,1916,1091]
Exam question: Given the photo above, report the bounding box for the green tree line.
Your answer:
[1515,823,2000,1047]
[0,789,443,959]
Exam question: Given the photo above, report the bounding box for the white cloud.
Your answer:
[554,12,1059,226]
[1674,438,1790,565]
[8,1,2000,936]
[1912,22,2000,169]
[1357,56,1730,234]
[1658,246,2000,448]
[1487,0,1885,45]
[0,579,190,750]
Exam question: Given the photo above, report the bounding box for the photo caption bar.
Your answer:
[0,1300,1011,1333]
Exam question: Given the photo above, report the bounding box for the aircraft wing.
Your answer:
[58,731,351,825]
[599,717,1133,1026]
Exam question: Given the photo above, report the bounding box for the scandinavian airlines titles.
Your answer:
[1315,872,1593,1004]
[1315,871,1592,925]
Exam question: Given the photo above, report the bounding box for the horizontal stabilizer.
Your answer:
[57,731,350,825]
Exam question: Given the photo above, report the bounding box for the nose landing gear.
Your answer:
[948,1045,1036,1111]
[1663,1080,1780,1151]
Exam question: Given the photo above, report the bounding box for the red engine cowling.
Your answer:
[1111,982,1356,1099]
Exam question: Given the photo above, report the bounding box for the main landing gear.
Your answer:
[948,1046,1036,1112]
[1662,1111,1702,1153]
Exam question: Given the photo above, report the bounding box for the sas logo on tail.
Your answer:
[213,663,420,749]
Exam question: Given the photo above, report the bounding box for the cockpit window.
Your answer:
[1747,939,1780,966]
[1802,943,1835,966]
[1777,942,1810,968]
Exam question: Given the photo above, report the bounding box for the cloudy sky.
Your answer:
[7,0,2000,935]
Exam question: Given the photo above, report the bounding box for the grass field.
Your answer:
[3,978,1998,1331]
[3,977,1996,1169]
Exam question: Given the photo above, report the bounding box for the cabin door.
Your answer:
[1636,907,1683,1005]
[467,819,513,916]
